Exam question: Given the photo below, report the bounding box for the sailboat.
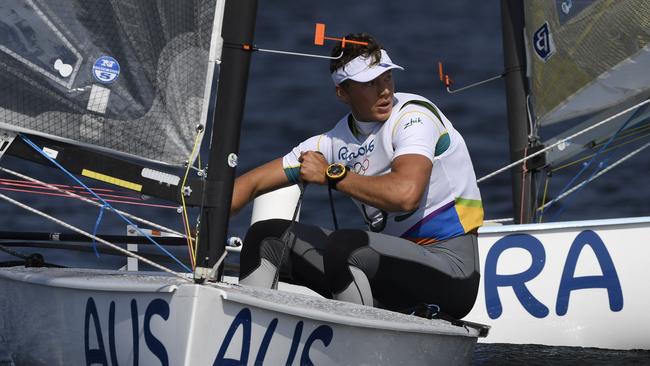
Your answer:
[0,0,487,365]
[460,0,650,350]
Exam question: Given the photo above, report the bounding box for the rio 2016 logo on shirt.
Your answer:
[533,22,555,62]
[338,140,374,161]
[92,56,121,84]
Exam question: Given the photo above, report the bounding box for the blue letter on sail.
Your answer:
[484,234,549,319]
[556,230,623,315]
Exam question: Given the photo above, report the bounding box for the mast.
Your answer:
[194,0,258,282]
[500,0,536,223]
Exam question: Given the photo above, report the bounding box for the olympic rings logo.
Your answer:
[353,159,370,175]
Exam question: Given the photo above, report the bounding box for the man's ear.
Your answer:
[335,85,349,104]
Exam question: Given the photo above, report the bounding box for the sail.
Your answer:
[0,0,223,166]
[524,0,650,126]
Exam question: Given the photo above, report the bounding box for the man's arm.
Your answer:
[231,158,291,215]
[299,151,432,212]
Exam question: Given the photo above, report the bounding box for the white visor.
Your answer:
[331,49,404,85]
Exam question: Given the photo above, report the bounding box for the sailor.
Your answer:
[231,33,483,319]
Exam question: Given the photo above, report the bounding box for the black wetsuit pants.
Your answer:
[239,219,480,319]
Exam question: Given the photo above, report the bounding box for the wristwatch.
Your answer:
[325,163,349,189]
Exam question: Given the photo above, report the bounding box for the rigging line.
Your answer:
[0,192,191,282]
[0,166,183,236]
[0,180,147,202]
[18,135,191,273]
[328,185,339,230]
[484,217,514,224]
[538,141,650,213]
[180,130,203,266]
[582,122,650,151]
[0,178,122,193]
[0,186,178,209]
[548,103,642,220]
[0,243,29,260]
[91,205,106,257]
[518,147,529,223]
[598,122,650,142]
[477,98,650,184]
[551,129,650,173]
[182,208,195,269]
[273,185,305,289]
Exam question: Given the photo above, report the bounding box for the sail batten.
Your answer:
[0,0,224,166]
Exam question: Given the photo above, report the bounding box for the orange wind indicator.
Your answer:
[314,23,369,48]
[438,61,453,90]
[437,60,505,94]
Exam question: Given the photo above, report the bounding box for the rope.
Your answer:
[273,185,305,289]
[484,217,514,224]
[0,192,190,282]
[538,141,650,213]
[477,99,650,184]
[551,128,650,173]
[0,178,178,209]
[518,147,529,223]
[328,185,339,230]
[179,130,204,269]
[91,205,106,257]
[0,243,29,260]
[0,167,183,237]
[547,105,642,220]
[19,135,191,273]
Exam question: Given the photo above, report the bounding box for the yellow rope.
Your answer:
[552,128,650,173]
[180,132,204,268]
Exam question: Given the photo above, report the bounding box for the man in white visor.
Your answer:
[233,33,484,320]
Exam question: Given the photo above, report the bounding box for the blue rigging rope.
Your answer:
[19,135,191,272]
[549,108,642,221]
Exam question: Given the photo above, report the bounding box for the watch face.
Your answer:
[329,165,343,175]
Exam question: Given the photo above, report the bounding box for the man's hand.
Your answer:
[298,151,329,185]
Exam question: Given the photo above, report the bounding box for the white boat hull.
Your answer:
[0,267,481,366]
[468,216,650,350]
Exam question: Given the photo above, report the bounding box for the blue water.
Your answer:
[1,0,649,364]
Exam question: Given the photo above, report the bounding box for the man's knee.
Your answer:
[324,230,372,291]
[240,219,290,275]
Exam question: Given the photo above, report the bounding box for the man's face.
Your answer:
[336,71,395,122]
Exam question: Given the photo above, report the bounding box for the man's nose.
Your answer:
[378,81,391,96]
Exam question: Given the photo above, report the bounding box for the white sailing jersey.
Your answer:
[283,92,483,244]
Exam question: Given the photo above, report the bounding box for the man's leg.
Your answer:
[324,229,480,318]
[239,219,332,298]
